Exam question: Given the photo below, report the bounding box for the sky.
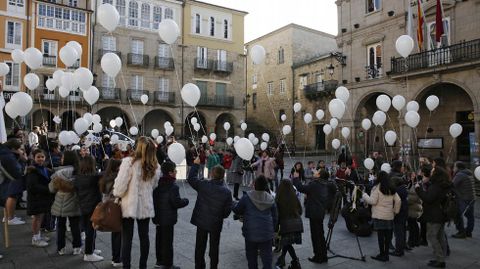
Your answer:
[200,0,338,42]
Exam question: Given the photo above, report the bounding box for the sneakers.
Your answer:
[32,238,49,248]
[93,249,102,255]
[83,253,104,262]
[6,217,25,225]
[452,232,467,239]
[81,232,86,241]
[111,261,123,268]
[41,235,51,242]
[58,248,67,256]
[73,248,83,255]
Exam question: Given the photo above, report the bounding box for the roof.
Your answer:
[292,53,336,69]
[246,23,336,45]
[186,0,248,15]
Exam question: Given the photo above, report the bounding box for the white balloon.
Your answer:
[282,125,291,135]
[167,142,186,165]
[53,115,61,124]
[129,126,139,136]
[361,118,372,131]
[140,94,149,105]
[53,70,64,86]
[406,101,419,112]
[335,86,350,103]
[260,142,268,151]
[24,47,43,70]
[74,67,93,91]
[11,49,25,64]
[190,117,198,125]
[252,137,259,146]
[328,99,346,119]
[281,114,287,122]
[194,123,200,132]
[293,102,302,113]
[97,3,120,32]
[93,123,103,133]
[74,118,89,135]
[234,138,255,160]
[5,102,17,119]
[226,137,233,146]
[250,45,266,65]
[59,87,69,98]
[59,45,79,67]
[381,163,391,173]
[223,122,231,131]
[323,124,332,135]
[101,52,122,77]
[151,129,159,139]
[364,158,374,170]
[59,131,70,146]
[164,121,172,129]
[329,118,338,129]
[233,136,240,143]
[83,113,93,125]
[158,19,180,45]
[61,72,75,91]
[405,111,420,128]
[23,73,40,91]
[372,111,387,126]
[110,134,119,144]
[66,41,82,58]
[181,83,201,107]
[201,135,208,144]
[84,86,100,105]
[316,109,325,121]
[474,166,480,180]
[395,35,414,58]
[392,95,406,111]
[341,127,350,139]
[115,117,123,127]
[449,123,463,138]
[92,114,101,123]
[166,125,174,136]
[0,63,9,76]
[385,130,397,146]
[426,95,440,112]
[156,136,164,144]
[10,92,33,116]
[331,139,341,150]
[241,123,247,131]
[304,113,312,124]
[110,120,116,128]
[209,133,217,141]
[376,94,391,112]
[262,133,270,142]
[248,133,255,141]
[46,78,56,92]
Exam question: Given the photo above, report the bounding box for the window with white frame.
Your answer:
[6,21,22,49]
[131,39,144,53]
[128,1,139,27]
[217,50,227,70]
[3,62,20,90]
[102,0,113,4]
[195,14,201,34]
[366,0,381,13]
[158,78,169,92]
[42,40,57,66]
[366,43,382,78]
[278,47,284,64]
[8,0,24,13]
[102,72,115,88]
[427,17,450,49]
[141,3,150,28]
[37,3,86,35]
[157,43,170,67]
[197,46,208,67]
[9,0,24,7]
[102,35,116,51]
[68,0,77,7]
[210,17,215,37]
[223,19,228,39]
[299,75,308,89]
[267,82,274,95]
[164,8,173,19]
[153,6,162,29]
[279,79,286,94]
[130,75,143,90]
[116,0,126,25]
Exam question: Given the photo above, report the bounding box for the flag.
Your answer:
[407,4,413,38]
[417,0,425,51]
[436,0,444,43]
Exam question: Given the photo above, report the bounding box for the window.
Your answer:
[102,0,113,3]
[252,74,257,85]
[279,109,285,121]
[223,19,228,39]
[366,43,382,78]
[210,17,215,37]
[37,3,86,34]
[158,78,169,92]
[141,3,150,28]
[130,75,143,90]
[3,62,20,90]
[196,46,208,68]
[278,47,284,64]
[427,18,450,49]
[299,75,308,89]
[131,39,144,65]
[217,50,227,70]
[216,83,226,96]
[42,40,57,67]
[116,0,126,25]
[6,21,22,48]
[267,82,274,95]
[279,79,286,94]
[158,43,170,57]
[153,6,162,29]
[68,0,77,7]
[102,72,115,88]
[366,0,381,13]
[195,14,201,34]
[196,80,207,98]
[102,35,116,51]
[164,8,173,19]
[128,1,139,27]
[9,0,24,7]
[252,93,257,109]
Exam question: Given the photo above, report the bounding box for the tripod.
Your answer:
[325,192,366,262]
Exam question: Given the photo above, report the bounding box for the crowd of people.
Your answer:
[0,127,477,269]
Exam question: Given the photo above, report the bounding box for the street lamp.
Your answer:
[327,63,335,78]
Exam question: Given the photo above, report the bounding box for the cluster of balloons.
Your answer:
[4,92,33,119]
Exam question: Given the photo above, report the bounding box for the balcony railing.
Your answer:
[98,87,121,101]
[213,60,233,73]
[42,55,57,67]
[194,58,212,70]
[98,49,122,62]
[127,53,149,67]
[153,91,175,104]
[127,89,149,103]
[390,38,480,74]
[154,57,174,70]
[365,64,383,79]
[198,95,234,108]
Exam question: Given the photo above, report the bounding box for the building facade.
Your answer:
[336,0,480,163]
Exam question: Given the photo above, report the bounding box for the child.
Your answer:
[304,161,316,183]
[26,149,53,247]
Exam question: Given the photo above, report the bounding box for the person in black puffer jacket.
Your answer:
[153,161,189,268]
[187,157,232,269]
[391,175,408,257]
[452,161,476,238]
[74,156,103,262]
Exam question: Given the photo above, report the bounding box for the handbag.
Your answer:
[280,217,304,234]
[91,198,122,232]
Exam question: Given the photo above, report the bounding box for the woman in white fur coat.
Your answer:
[113,137,161,269]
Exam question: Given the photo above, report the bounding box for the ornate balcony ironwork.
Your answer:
[42,55,57,67]
[198,95,234,108]
[98,87,121,101]
[194,58,212,70]
[154,57,174,70]
[98,49,122,62]
[365,64,383,79]
[153,91,175,104]
[213,60,233,73]
[127,89,149,103]
[304,82,333,100]
[127,53,149,68]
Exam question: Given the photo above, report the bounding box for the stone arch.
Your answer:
[414,79,478,110]
[214,113,237,141]
[32,109,54,132]
[184,111,207,139]
[96,106,131,134]
[142,109,175,137]
[352,88,396,119]
[60,110,81,131]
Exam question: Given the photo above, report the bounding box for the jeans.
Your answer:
[156,225,174,266]
[195,227,221,269]
[377,229,393,259]
[199,164,205,180]
[393,214,407,253]
[122,218,150,269]
[407,217,420,247]
[456,199,475,234]
[56,216,81,251]
[245,240,272,269]
[279,244,297,261]
[309,218,327,260]
[82,213,96,254]
[111,232,121,263]
[233,183,240,199]
[427,222,446,263]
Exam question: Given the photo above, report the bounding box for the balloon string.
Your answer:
[381,126,389,163]
[412,127,420,172]
[303,123,308,165]
[446,137,455,165]
[36,89,53,167]
[420,111,433,156]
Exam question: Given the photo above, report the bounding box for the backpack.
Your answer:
[442,188,458,223]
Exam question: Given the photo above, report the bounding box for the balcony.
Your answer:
[154,57,174,70]
[194,58,212,70]
[42,55,57,67]
[98,87,121,101]
[127,53,149,68]
[365,64,383,79]
[198,95,234,108]
[98,49,122,62]
[153,91,175,105]
[213,60,233,74]
[390,38,480,75]
[304,82,332,100]
[127,89,149,103]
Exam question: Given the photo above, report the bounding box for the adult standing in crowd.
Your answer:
[451,161,476,239]
[28,126,40,150]
[407,170,423,249]
[229,150,243,201]
[252,150,276,192]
